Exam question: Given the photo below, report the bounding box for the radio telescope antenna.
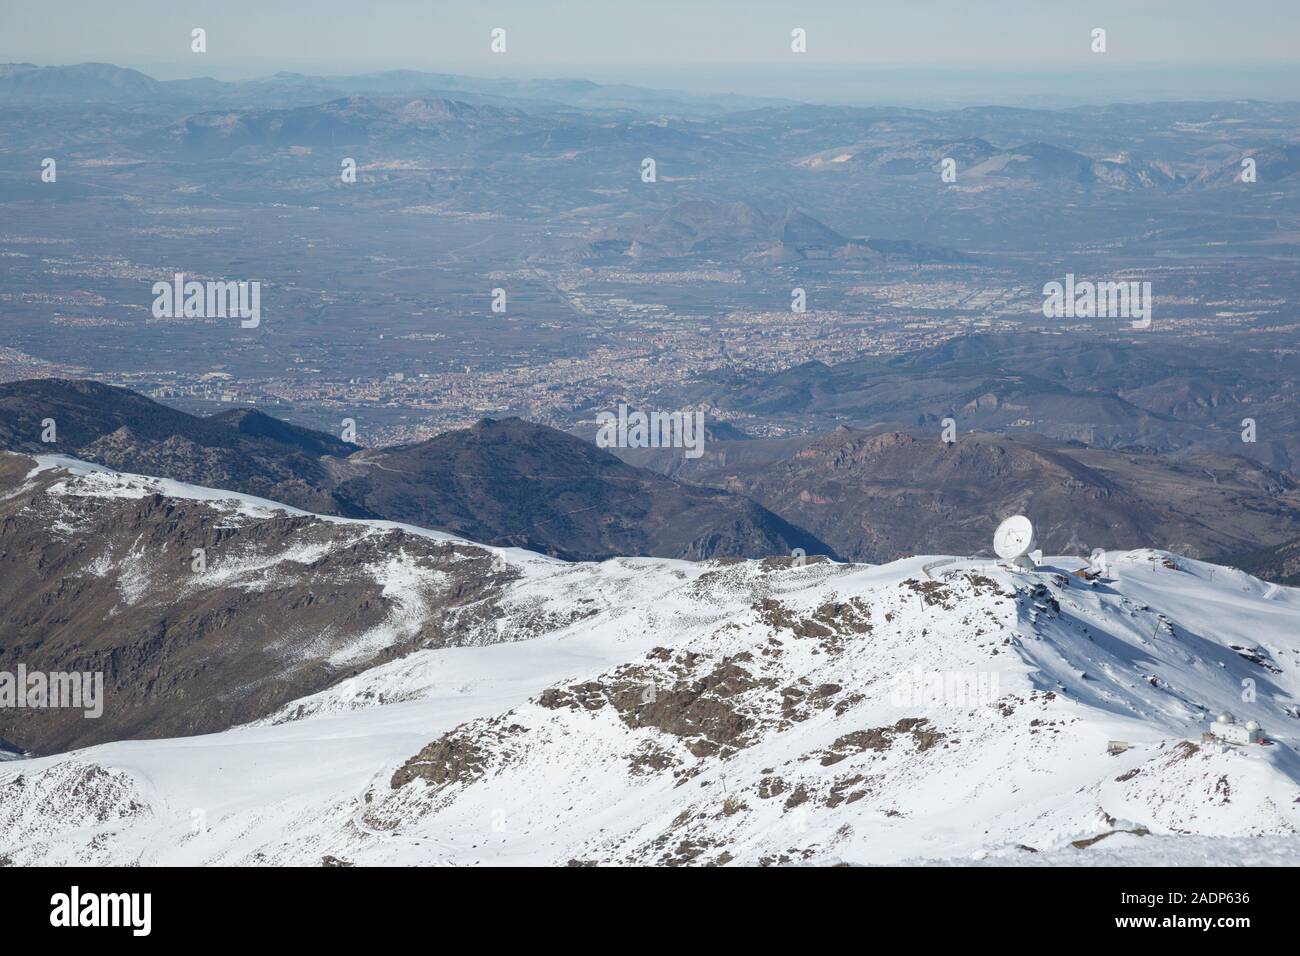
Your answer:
[993,515,1037,569]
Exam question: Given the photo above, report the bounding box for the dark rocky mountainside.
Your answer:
[333,416,831,561]
[0,379,357,513]
[618,424,1300,564]
[0,379,832,562]
[0,452,538,754]
[1233,535,1300,586]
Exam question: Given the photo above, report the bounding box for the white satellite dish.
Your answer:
[993,515,1036,568]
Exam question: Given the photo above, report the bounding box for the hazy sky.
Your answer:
[3,0,1298,104]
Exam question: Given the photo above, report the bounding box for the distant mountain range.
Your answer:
[6,63,1296,195]
[0,379,832,563]
[797,137,1184,190]
[151,95,526,158]
[675,332,1300,472]
[578,200,967,265]
[0,61,163,99]
[0,62,790,114]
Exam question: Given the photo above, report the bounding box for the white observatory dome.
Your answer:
[1246,720,1260,731]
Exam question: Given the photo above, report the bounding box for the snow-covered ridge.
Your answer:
[28,452,501,549]
[2,454,1299,865]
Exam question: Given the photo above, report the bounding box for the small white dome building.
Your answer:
[1209,712,1264,745]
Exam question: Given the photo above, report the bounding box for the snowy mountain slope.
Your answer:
[1,455,1299,865]
[913,833,1300,867]
[345,553,1300,866]
[1,452,693,752]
